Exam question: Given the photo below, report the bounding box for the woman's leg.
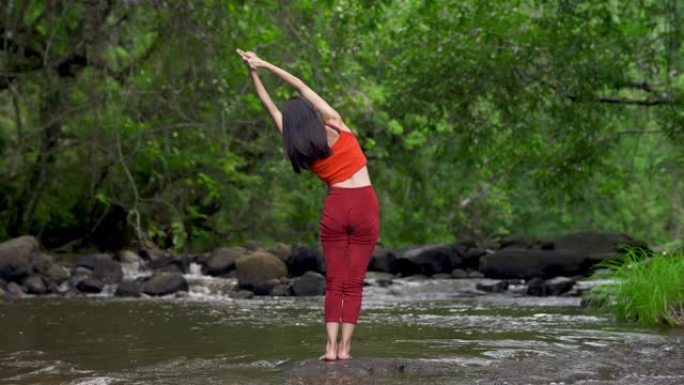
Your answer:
[338,187,380,359]
[319,322,340,361]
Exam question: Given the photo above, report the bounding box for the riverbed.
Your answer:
[1,277,682,384]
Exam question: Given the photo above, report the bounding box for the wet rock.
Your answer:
[368,245,395,272]
[476,279,509,293]
[155,264,184,275]
[115,250,140,264]
[292,271,326,296]
[5,281,25,297]
[271,284,292,296]
[390,244,461,277]
[288,245,324,276]
[229,289,254,299]
[451,268,468,278]
[365,272,394,287]
[77,253,123,284]
[0,235,39,282]
[47,264,70,284]
[480,248,596,279]
[115,279,142,297]
[545,276,576,295]
[71,266,94,277]
[461,248,486,269]
[432,273,452,279]
[77,277,104,293]
[204,247,246,276]
[142,273,188,296]
[467,269,484,278]
[23,275,47,295]
[235,251,287,290]
[544,230,648,254]
[29,253,54,274]
[269,243,292,263]
[251,278,281,295]
[499,234,529,249]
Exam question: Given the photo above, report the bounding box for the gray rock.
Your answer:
[30,253,54,274]
[76,253,123,284]
[229,289,254,299]
[466,269,484,278]
[47,264,70,284]
[288,245,325,276]
[23,275,47,295]
[0,235,38,282]
[142,273,189,296]
[243,240,262,251]
[77,278,104,293]
[528,276,576,296]
[451,268,468,278]
[236,251,287,289]
[476,279,509,293]
[292,271,326,296]
[6,281,25,297]
[115,279,142,297]
[251,278,281,295]
[271,284,292,296]
[269,243,292,263]
[368,245,395,272]
[71,266,94,277]
[390,244,462,277]
[115,250,140,263]
[204,247,246,276]
[480,248,600,279]
[432,273,452,279]
[155,264,184,274]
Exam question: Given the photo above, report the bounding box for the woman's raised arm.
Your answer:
[237,49,283,133]
[237,49,345,129]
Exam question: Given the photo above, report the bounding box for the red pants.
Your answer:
[320,185,380,324]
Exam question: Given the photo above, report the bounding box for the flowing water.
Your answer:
[1,267,683,385]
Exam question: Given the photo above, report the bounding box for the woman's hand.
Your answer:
[236,48,267,71]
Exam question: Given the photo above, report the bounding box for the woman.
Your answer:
[236,49,379,361]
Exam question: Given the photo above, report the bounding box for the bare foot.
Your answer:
[337,343,352,360]
[319,342,338,361]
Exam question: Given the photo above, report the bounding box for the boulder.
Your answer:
[77,278,104,293]
[451,269,468,278]
[76,253,122,284]
[47,264,70,284]
[29,253,54,274]
[23,275,47,295]
[269,243,292,263]
[115,279,142,297]
[479,248,607,279]
[528,276,576,296]
[543,230,647,255]
[0,235,39,282]
[288,245,324,276]
[236,251,287,289]
[155,264,184,275]
[5,281,25,297]
[251,278,281,296]
[243,239,262,251]
[115,250,140,264]
[142,273,189,296]
[467,269,484,278]
[229,289,254,299]
[498,235,529,249]
[476,279,509,293]
[461,248,486,269]
[271,284,292,296]
[390,244,461,277]
[368,245,395,272]
[204,247,246,276]
[292,271,326,296]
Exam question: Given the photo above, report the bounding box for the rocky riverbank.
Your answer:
[0,230,648,301]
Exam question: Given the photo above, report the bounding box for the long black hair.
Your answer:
[281,96,331,173]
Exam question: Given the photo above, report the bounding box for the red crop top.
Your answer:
[310,122,367,185]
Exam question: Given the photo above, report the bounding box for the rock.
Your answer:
[155,264,184,274]
[288,245,324,276]
[368,245,395,272]
[0,278,5,288]
[365,272,394,287]
[432,273,452,279]
[451,269,468,278]
[543,230,647,254]
[461,248,486,269]
[236,251,287,290]
[528,276,576,296]
[115,250,140,263]
[0,286,4,298]
[479,248,604,279]
[499,235,529,249]
[271,284,292,296]
[476,279,509,293]
[5,281,25,297]
[142,273,189,296]
[115,279,142,297]
[390,244,461,277]
[467,269,484,278]
[243,239,262,251]
[204,247,246,276]
[76,253,122,284]
[229,289,254,299]
[269,243,292,263]
[47,264,70,284]
[251,278,281,296]
[71,266,94,277]
[29,253,54,274]
[0,235,39,282]
[77,278,104,293]
[23,275,47,294]
[292,271,326,296]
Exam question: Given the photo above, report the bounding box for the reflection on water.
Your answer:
[0,278,682,385]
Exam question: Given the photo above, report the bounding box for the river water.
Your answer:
[1,273,683,385]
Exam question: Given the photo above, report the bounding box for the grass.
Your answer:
[587,248,684,327]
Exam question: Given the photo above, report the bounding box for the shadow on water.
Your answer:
[0,278,683,384]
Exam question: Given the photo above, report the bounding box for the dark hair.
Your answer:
[281,96,331,173]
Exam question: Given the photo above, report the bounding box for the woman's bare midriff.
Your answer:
[330,166,372,188]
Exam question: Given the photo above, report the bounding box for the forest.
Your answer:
[1,0,682,253]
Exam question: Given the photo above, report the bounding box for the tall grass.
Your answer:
[588,248,684,327]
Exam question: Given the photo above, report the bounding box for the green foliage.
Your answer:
[588,248,684,327]
[0,0,682,251]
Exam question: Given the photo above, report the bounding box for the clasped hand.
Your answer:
[236,48,265,71]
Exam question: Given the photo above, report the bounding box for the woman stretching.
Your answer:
[236,49,379,361]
